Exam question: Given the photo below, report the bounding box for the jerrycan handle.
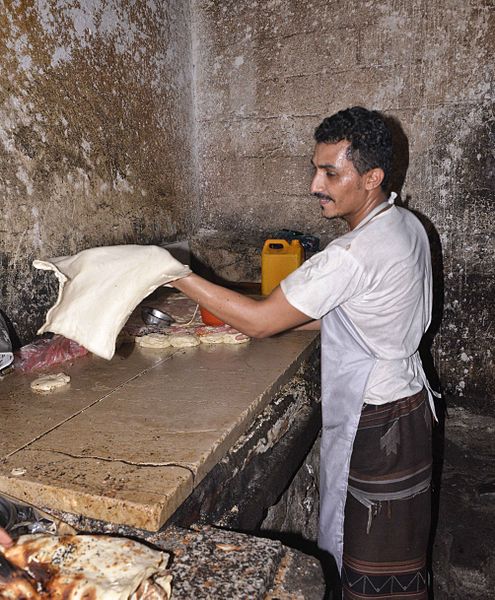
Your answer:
[263,239,291,251]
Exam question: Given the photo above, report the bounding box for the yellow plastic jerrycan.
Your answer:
[261,239,304,296]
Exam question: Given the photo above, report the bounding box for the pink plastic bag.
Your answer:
[14,335,89,373]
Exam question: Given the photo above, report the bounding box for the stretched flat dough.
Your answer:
[34,245,191,360]
[31,372,70,392]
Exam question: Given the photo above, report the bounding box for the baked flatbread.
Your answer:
[0,534,172,599]
[34,245,191,360]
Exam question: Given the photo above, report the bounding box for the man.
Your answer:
[174,107,436,599]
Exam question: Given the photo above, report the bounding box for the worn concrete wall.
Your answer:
[1,1,492,407]
[193,0,494,410]
[0,0,197,342]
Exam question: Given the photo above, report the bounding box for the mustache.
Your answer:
[313,192,332,201]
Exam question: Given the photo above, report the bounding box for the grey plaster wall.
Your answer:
[193,0,494,410]
[0,0,197,342]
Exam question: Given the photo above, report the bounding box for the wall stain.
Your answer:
[0,0,197,343]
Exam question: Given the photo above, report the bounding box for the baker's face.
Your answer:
[310,140,369,226]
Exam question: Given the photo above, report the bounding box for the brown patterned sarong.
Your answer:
[342,389,432,599]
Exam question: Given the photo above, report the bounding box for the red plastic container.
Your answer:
[199,306,225,327]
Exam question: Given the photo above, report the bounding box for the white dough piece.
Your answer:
[200,331,250,345]
[199,332,227,344]
[34,245,191,360]
[31,372,70,392]
[221,331,251,344]
[168,333,200,348]
[135,333,172,348]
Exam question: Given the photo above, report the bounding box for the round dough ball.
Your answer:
[168,334,200,348]
[222,332,251,345]
[31,372,71,393]
[135,333,171,349]
[199,332,227,344]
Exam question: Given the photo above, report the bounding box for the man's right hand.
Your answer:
[0,527,13,547]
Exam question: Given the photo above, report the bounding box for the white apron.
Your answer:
[318,303,376,571]
[317,201,438,573]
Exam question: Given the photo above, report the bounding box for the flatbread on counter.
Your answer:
[34,245,191,361]
[0,534,172,599]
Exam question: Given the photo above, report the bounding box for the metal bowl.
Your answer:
[141,306,173,328]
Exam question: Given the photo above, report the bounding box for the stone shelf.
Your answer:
[0,326,318,531]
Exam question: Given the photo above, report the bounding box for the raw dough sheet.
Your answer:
[34,245,191,360]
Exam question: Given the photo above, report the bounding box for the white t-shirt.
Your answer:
[280,202,432,405]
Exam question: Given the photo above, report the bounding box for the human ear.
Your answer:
[365,168,384,191]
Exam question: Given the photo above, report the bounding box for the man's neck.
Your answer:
[346,192,388,230]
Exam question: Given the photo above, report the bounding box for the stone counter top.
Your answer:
[0,323,318,531]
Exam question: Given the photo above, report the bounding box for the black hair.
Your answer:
[314,106,393,191]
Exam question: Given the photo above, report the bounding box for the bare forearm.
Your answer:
[173,274,311,338]
[174,275,261,334]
